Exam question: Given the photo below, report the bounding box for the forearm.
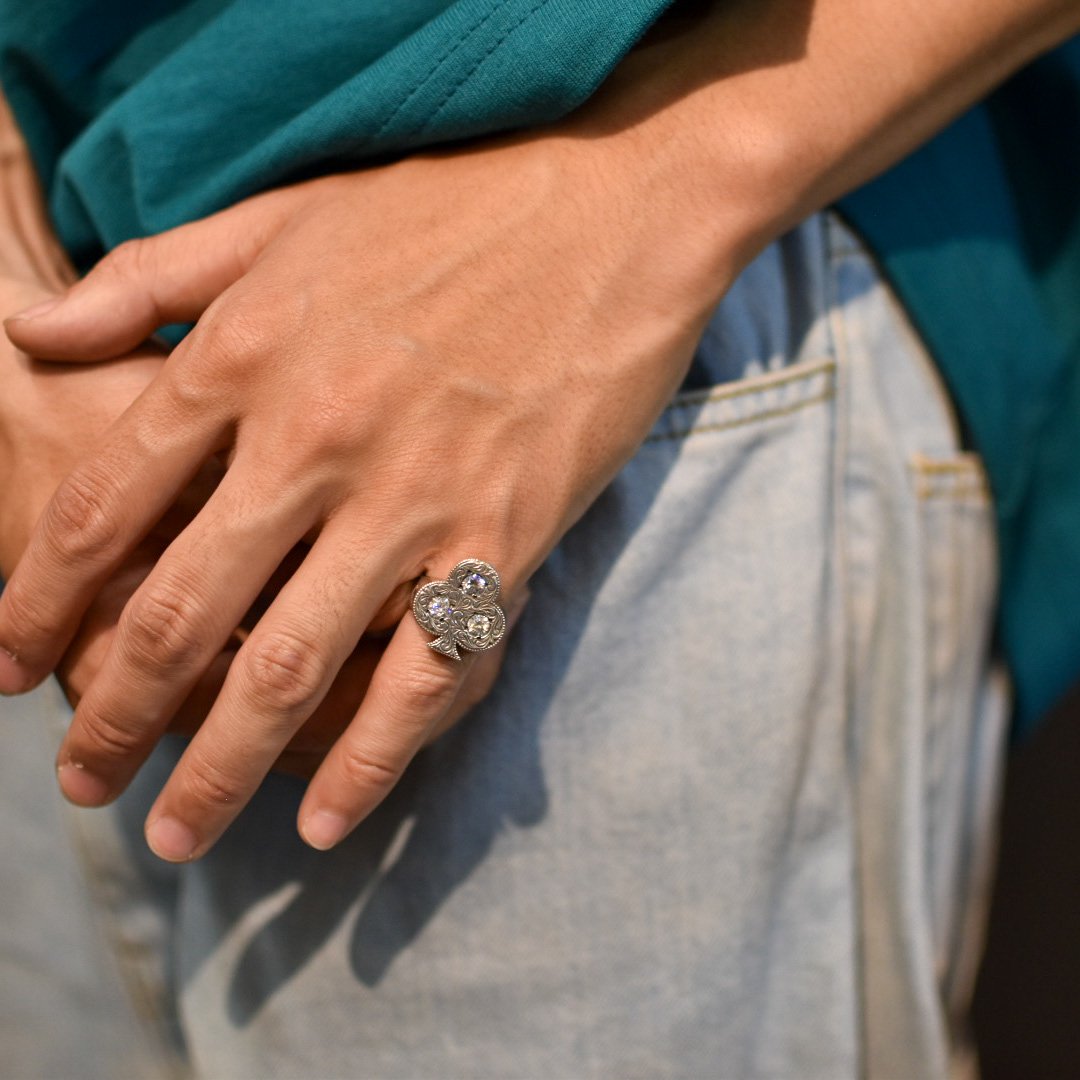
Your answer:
[563,0,1080,294]
[0,90,72,291]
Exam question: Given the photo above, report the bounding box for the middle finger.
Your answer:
[56,461,320,805]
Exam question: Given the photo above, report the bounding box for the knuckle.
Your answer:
[336,741,403,794]
[162,355,218,414]
[76,698,146,762]
[1,576,62,648]
[104,238,149,281]
[45,465,121,560]
[119,579,205,671]
[305,384,362,449]
[243,630,328,716]
[395,658,461,715]
[180,756,246,810]
[194,300,266,373]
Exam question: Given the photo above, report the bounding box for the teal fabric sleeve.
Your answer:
[0,0,672,268]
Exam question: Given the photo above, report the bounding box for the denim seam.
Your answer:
[916,488,993,504]
[909,458,985,474]
[667,356,835,409]
[60,765,190,1076]
[645,386,834,443]
[822,209,868,1080]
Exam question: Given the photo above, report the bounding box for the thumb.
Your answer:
[4,189,296,361]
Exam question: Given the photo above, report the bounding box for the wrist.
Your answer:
[0,92,73,290]
[559,0,1080,292]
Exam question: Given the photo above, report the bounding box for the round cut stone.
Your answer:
[466,613,492,639]
[462,572,489,595]
[427,596,453,619]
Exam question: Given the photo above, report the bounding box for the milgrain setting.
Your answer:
[411,558,506,660]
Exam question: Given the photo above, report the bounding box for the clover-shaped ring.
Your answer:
[411,558,507,661]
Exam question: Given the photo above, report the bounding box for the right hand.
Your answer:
[0,278,521,778]
[0,88,521,788]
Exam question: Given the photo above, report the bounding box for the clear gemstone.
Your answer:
[427,596,453,619]
[462,572,489,595]
[466,613,491,639]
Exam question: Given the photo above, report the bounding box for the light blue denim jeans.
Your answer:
[0,212,1007,1079]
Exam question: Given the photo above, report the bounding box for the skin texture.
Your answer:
[0,102,515,782]
[1,0,1078,861]
[0,301,519,780]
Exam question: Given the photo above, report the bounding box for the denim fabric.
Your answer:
[0,212,1006,1079]
[0,682,183,1080]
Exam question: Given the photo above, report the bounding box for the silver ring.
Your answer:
[412,558,506,661]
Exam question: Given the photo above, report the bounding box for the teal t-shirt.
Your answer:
[0,1,1076,736]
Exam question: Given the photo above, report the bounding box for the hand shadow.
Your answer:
[110,285,795,1027]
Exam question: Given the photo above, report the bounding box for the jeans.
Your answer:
[0,212,1007,1079]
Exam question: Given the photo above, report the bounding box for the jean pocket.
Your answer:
[648,355,836,445]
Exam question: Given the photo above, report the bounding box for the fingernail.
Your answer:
[7,296,63,322]
[146,816,199,862]
[301,808,350,851]
[57,761,111,806]
[0,646,25,694]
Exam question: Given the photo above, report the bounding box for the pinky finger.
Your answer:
[296,614,472,850]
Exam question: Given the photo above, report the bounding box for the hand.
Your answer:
[0,279,521,778]
[0,127,732,861]
[0,163,522,778]
[0,89,521,800]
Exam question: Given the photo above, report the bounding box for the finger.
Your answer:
[141,521,411,862]
[54,548,161,708]
[425,584,529,743]
[270,640,386,780]
[296,610,484,851]
[54,464,227,705]
[265,574,523,771]
[167,650,237,737]
[55,465,320,807]
[0,366,228,694]
[4,189,296,361]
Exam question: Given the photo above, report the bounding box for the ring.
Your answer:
[412,558,506,660]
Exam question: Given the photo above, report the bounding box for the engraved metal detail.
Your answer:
[412,558,506,661]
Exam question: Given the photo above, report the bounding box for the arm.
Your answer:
[1,0,1075,860]
[574,0,1080,271]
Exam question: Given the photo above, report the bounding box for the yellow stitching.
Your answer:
[917,479,991,497]
[917,488,992,503]
[667,357,835,410]
[909,453,987,476]
[915,476,991,501]
[910,454,990,502]
[645,388,835,444]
